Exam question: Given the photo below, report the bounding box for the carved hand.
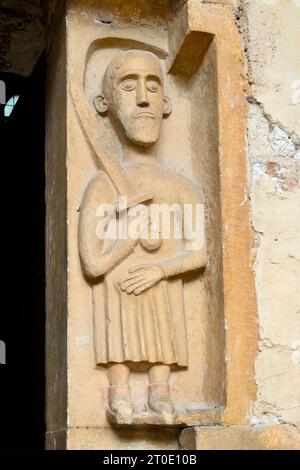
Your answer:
[119,263,164,296]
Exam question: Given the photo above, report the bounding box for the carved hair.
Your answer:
[102,49,162,99]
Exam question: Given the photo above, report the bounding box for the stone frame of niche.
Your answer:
[167,1,258,425]
[65,0,258,428]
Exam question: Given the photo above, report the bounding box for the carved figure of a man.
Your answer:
[79,50,207,424]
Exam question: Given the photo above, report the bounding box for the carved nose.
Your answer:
[136,81,149,107]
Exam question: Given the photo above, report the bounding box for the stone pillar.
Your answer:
[180,425,300,450]
[45,1,68,450]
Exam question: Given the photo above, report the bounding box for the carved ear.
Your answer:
[94,94,108,115]
[163,96,172,117]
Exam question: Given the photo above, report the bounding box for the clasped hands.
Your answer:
[116,205,165,295]
[119,263,165,296]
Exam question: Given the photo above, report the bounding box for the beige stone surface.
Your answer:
[67,428,180,450]
[256,349,300,426]
[246,0,300,430]
[77,48,209,425]
[45,0,299,451]
[247,0,300,137]
[65,0,234,441]
[46,0,259,449]
[180,424,300,450]
[252,174,300,348]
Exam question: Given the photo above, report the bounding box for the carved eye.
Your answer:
[121,79,136,91]
[147,80,160,93]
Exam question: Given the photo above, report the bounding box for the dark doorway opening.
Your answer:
[0,56,46,449]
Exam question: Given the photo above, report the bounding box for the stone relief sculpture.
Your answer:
[77,50,207,425]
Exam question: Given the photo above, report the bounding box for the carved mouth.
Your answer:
[135,112,155,119]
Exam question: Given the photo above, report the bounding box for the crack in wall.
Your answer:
[247,96,300,146]
[239,0,300,429]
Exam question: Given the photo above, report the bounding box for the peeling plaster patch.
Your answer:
[265,161,300,192]
[248,99,300,150]
[251,412,282,427]
[251,162,266,184]
[250,160,300,194]
[269,126,296,158]
[249,100,300,194]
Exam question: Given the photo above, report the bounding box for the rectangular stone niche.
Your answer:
[46,0,257,450]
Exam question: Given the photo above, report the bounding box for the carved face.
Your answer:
[97,52,171,148]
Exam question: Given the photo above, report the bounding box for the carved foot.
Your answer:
[106,385,134,425]
[148,383,175,425]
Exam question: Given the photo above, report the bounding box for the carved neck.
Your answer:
[122,140,158,165]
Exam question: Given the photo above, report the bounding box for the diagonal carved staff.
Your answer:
[70,82,152,211]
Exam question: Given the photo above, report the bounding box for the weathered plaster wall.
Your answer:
[181,0,300,436]
[241,0,300,427]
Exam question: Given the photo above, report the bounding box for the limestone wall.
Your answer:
[243,0,300,427]
[180,0,300,434]
[43,0,300,449]
[186,0,300,434]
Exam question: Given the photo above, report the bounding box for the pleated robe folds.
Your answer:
[92,222,188,368]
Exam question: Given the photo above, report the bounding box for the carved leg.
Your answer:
[148,365,175,424]
[107,364,133,424]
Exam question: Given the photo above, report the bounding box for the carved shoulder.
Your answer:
[81,171,117,209]
[174,173,205,206]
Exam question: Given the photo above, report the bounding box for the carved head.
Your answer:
[94,50,171,147]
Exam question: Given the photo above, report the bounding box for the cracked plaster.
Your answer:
[244,0,300,427]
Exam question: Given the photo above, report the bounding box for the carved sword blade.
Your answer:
[70,82,152,211]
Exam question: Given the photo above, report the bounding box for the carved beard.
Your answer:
[109,95,163,148]
[123,114,162,147]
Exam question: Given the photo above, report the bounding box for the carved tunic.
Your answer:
[93,246,188,366]
[79,162,205,368]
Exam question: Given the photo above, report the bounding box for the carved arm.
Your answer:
[158,246,207,279]
[78,176,139,280]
